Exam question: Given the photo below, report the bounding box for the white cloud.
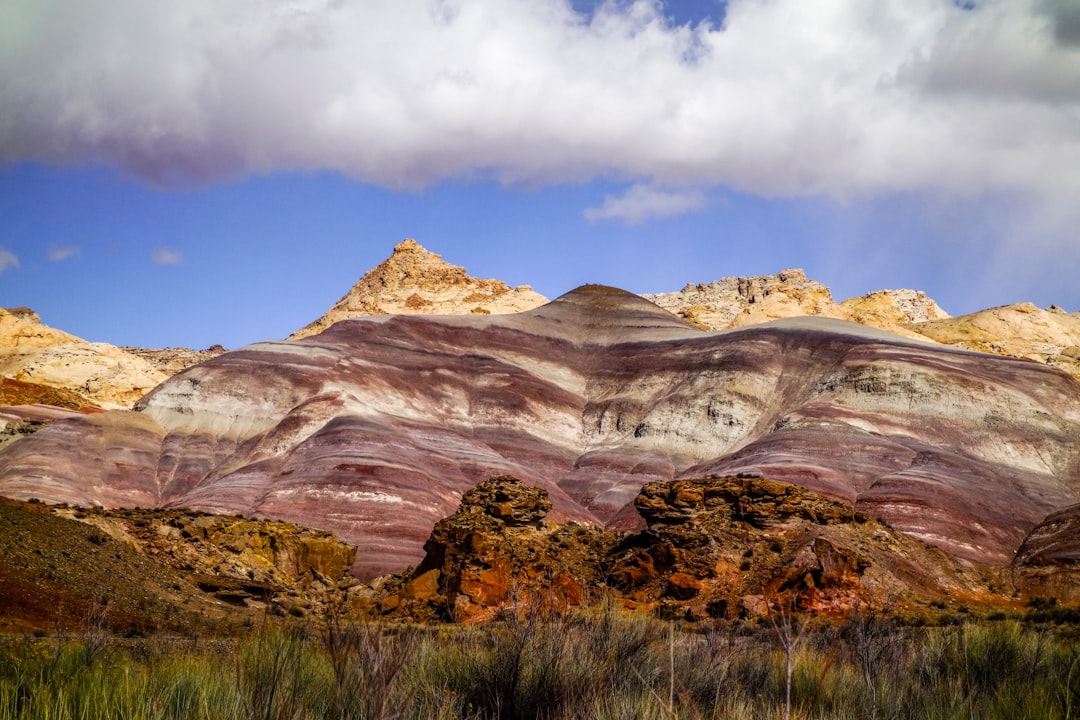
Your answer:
[151,248,183,266]
[0,0,1077,205]
[47,245,79,261]
[0,250,18,273]
[584,184,707,224]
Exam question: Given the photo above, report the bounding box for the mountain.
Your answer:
[643,271,1080,382]
[912,302,1080,379]
[0,307,167,409]
[289,238,548,339]
[0,307,228,412]
[643,269,851,331]
[1,285,1077,588]
[643,270,951,341]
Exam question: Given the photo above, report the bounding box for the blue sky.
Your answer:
[2,0,1079,349]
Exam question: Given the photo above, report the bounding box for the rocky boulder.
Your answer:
[378,477,617,622]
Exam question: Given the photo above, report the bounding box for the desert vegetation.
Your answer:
[2,604,1080,720]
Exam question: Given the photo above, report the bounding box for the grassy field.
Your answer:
[2,606,1079,719]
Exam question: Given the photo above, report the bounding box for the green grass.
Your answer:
[2,612,1079,719]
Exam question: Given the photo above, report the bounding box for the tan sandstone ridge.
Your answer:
[643,270,949,342]
[643,270,1080,380]
[288,239,548,340]
[911,303,1080,379]
[0,307,167,409]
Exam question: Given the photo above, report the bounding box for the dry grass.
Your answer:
[2,609,1080,719]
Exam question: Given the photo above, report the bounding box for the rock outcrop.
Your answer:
[643,269,848,332]
[644,273,1080,381]
[1,307,167,408]
[55,506,357,614]
[2,285,1078,586]
[607,477,984,618]
[375,476,990,623]
[841,289,951,327]
[0,377,97,410]
[643,271,951,343]
[376,476,617,622]
[120,345,229,376]
[289,239,548,339]
[912,303,1080,380]
[1013,502,1080,603]
[0,498,260,635]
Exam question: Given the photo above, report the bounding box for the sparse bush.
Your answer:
[4,612,1080,719]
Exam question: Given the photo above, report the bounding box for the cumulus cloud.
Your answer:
[0,0,1078,204]
[151,248,183,266]
[584,184,707,224]
[0,250,18,273]
[47,245,79,261]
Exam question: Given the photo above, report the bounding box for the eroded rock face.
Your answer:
[607,477,984,618]
[841,289,951,327]
[912,303,1080,380]
[1013,503,1080,603]
[289,239,548,340]
[643,269,848,331]
[1,308,168,408]
[54,506,357,613]
[120,345,228,376]
[0,377,97,410]
[1,286,1079,581]
[376,477,616,622]
[375,476,987,623]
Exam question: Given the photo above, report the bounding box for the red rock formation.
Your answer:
[1,286,1079,582]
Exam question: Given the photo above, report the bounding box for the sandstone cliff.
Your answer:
[0,307,167,409]
[121,345,229,376]
[642,269,848,331]
[289,239,548,340]
[642,270,952,342]
[644,271,1080,380]
[912,303,1080,379]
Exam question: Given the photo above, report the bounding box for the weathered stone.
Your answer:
[667,572,702,600]
[609,476,986,618]
[289,239,548,339]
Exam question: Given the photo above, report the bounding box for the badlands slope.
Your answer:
[1,285,1078,582]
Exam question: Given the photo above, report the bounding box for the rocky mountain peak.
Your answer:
[289,239,548,339]
[645,269,845,331]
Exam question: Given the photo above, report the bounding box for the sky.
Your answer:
[1,0,1079,349]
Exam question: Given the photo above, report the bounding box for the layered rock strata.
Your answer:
[1,286,1078,582]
